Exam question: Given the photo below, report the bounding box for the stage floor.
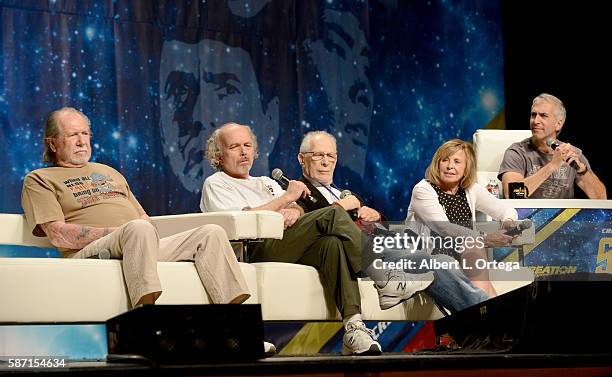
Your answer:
[2,353,612,377]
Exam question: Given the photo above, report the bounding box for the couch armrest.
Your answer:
[253,211,284,240]
[151,211,284,240]
[0,211,284,256]
[0,214,53,248]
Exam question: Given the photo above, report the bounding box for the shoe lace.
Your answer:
[383,270,401,284]
[417,292,425,305]
[345,321,375,343]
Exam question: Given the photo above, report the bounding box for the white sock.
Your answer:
[343,313,363,329]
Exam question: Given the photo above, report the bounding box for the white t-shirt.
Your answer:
[200,171,285,212]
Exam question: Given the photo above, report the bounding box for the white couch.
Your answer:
[0,212,534,323]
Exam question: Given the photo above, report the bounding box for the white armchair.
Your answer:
[472,129,532,197]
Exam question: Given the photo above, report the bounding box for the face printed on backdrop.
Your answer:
[159,39,279,192]
[303,9,373,178]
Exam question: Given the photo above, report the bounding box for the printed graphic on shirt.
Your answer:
[63,173,125,207]
[264,183,276,196]
[529,165,571,198]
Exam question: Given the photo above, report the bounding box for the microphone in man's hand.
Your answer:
[545,138,560,150]
[504,219,532,237]
[271,168,317,203]
[339,189,359,220]
[546,139,579,170]
[271,168,290,187]
[340,190,352,199]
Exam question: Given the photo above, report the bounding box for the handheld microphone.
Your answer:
[505,219,532,237]
[339,189,359,220]
[545,139,579,170]
[340,190,352,199]
[98,249,111,259]
[271,168,317,203]
[545,138,560,150]
[271,168,290,186]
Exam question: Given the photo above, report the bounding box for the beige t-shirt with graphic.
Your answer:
[21,162,145,254]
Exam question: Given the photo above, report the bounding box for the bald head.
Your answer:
[298,131,338,185]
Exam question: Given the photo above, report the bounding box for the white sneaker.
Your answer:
[341,321,382,356]
[263,341,276,357]
[375,271,435,310]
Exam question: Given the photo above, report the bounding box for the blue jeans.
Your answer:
[382,251,489,314]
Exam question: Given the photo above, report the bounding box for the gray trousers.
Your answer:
[71,219,250,306]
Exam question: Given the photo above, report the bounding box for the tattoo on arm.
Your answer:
[77,226,91,240]
[41,221,115,250]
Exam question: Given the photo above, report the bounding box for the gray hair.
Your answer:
[43,107,91,164]
[299,130,337,153]
[205,123,259,169]
[532,93,566,125]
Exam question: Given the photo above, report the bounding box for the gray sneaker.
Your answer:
[375,271,435,310]
[341,321,382,356]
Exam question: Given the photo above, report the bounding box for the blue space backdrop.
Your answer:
[0,0,505,221]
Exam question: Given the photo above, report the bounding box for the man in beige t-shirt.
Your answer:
[21,107,251,308]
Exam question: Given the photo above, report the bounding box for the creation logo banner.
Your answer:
[0,0,505,219]
[499,208,612,278]
[361,215,611,283]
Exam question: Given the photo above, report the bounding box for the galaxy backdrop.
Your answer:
[0,0,505,220]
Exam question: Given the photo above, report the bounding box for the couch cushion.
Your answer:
[0,258,128,322]
[156,261,258,305]
[0,258,258,322]
[252,260,444,321]
[251,262,339,320]
[251,261,534,321]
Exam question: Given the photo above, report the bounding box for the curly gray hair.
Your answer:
[205,123,259,169]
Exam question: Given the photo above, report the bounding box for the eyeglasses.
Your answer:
[302,152,337,161]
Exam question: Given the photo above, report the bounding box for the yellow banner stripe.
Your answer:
[503,208,581,262]
[279,322,343,355]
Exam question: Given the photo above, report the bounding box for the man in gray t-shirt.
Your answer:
[498,93,606,199]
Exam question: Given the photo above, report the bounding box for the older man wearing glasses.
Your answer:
[297,131,381,222]
[200,123,419,356]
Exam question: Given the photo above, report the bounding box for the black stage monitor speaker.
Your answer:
[434,276,612,354]
[106,304,264,364]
